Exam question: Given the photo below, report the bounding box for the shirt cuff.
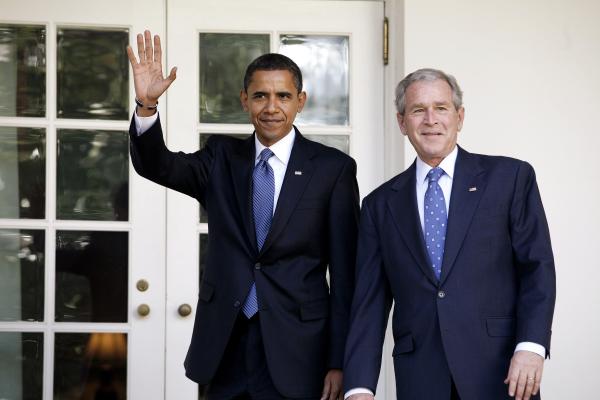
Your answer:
[515,342,546,358]
[134,110,159,135]
[345,388,374,399]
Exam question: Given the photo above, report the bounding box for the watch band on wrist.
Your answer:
[135,98,158,110]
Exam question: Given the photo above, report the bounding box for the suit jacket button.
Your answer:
[254,262,261,270]
[234,300,241,308]
[438,290,446,299]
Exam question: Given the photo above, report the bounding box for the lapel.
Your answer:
[439,146,487,285]
[386,162,439,286]
[260,127,315,256]
[230,135,257,252]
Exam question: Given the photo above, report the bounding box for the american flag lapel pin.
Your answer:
[468,187,477,192]
[294,171,303,176]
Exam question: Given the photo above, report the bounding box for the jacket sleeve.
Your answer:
[510,161,556,356]
[129,114,216,205]
[343,198,393,393]
[326,156,360,369]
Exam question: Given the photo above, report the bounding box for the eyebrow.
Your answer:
[251,90,293,97]
[409,101,452,109]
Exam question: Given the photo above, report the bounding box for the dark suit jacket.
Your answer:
[129,117,359,398]
[343,146,555,400]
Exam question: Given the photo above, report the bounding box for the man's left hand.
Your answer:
[504,350,544,400]
[321,369,343,400]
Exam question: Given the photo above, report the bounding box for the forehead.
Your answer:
[405,79,453,105]
[247,69,296,91]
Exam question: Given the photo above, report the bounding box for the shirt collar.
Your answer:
[415,145,458,184]
[254,127,296,166]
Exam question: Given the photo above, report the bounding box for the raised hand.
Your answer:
[126,30,177,114]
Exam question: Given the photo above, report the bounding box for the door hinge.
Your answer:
[383,17,389,65]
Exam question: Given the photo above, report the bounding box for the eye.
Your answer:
[252,93,266,99]
[412,108,424,114]
[436,106,448,111]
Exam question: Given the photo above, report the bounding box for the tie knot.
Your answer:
[258,148,274,162]
[427,167,445,183]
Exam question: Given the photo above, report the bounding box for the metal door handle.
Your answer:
[137,304,150,317]
[178,303,192,317]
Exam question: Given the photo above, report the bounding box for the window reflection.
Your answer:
[0,229,45,322]
[54,332,127,400]
[0,332,43,399]
[0,24,46,117]
[55,231,128,323]
[279,35,349,126]
[57,28,129,120]
[199,33,269,123]
[0,127,46,219]
[57,129,128,221]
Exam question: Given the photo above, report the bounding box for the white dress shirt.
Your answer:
[345,145,544,399]
[133,110,294,213]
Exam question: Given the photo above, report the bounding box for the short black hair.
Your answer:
[243,53,303,93]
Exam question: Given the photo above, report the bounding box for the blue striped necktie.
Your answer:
[242,148,275,318]
[424,167,447,280]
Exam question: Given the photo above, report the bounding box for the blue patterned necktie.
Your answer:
[242,148,275,318]
[424,167,447,280]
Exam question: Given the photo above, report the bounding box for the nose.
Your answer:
[424,108,437,125]
[266,96,278,113]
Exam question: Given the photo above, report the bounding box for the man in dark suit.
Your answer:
[343,68,555,400]
[126,31,359,399]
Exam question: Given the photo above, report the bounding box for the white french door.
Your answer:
[164,1,385,399]
[1,1,165,399]
[1,1,389,399]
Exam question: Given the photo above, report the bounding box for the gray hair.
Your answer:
[394,68,463,115]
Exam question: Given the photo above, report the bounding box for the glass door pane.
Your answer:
[57,28,129,120]
[0,24,46,117]
[55,231,128,322]
[54,332,127,399]
[0,331,44,400]
[199,33,269,123]
[56,129,129,221]
[0,229,45,321]
[0,127,46,219]
[279,35,350,126]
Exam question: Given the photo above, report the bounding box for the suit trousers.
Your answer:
[204,314,282,400]
[451,379,460,400]
[203,313,322,400]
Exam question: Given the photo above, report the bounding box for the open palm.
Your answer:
[126,30,176,104]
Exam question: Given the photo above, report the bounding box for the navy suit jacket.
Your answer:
[129,117,359,398]
[343,147,555,400]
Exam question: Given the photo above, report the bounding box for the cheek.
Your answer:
[250,108,261,119]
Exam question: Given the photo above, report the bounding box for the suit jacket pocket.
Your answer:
[486,317,516,337]
[392,332,414,356]
[299,298,329,321]
[199,281,214,303]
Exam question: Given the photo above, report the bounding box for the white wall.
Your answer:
[397,0,600,397]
